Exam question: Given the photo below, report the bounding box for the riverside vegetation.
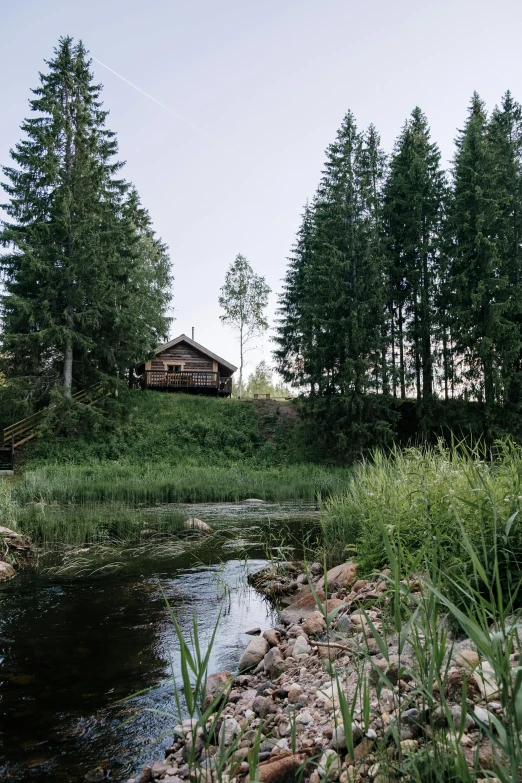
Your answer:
[1,392,349,546]
[129,442,522,783]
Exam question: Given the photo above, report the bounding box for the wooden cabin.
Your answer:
[136,334,237,396]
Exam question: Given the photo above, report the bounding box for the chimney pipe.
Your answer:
[192,327,194,341]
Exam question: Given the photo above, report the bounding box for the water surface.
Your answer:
[0,503,319,782]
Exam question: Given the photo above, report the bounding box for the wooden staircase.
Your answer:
[1,384,104,466]
[0,443,14,472]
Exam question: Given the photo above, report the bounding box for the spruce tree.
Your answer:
[0,37,171,395]
[447,93,509,409]
[384,108,445,407]
[488,92,522,403]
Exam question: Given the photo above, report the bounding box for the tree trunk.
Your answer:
[238,323,244,399]
[398,304,406,399]
[63,338,73,396]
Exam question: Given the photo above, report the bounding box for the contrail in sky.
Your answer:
[92,56,211,138]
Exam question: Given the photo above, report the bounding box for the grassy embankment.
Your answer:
[321,439,522,600]
[6,392,350,543]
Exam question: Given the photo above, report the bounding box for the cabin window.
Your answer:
[167,364,182,373]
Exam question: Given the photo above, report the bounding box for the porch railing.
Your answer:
[142,371,232,394]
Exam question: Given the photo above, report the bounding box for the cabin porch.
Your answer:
[137,370,233,396]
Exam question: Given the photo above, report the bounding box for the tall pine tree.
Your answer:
[0,37,171,396]
[384,108,445,407]
[447,93,511,409]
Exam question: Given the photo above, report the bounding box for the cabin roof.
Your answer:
[154,334,238,373]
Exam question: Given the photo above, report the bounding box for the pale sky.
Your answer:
[2,0,522,378]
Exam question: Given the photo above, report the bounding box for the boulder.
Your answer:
[0,562,16,582]
[244,498,265,504]
[203,670,233,708]
[239,637,269,672]
[263,629,281,648]
[325,562,357,588]
[219,716,241,746]
[184,518,212,533]
[264,646,286,679]
[302,611,326,636]
[293,636,311,657]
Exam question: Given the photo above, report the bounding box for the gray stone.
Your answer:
[293,636,311,657]
[264,646,286,679]
[317,749,341,780]
[238,636,269,672]
[219,716,241,746]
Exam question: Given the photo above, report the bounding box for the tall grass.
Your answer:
[14,462,349,505]
[15,503,185,545]
[321,440,522,594]
[0,477,18,530]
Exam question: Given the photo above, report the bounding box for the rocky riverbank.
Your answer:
[0,525,34,580]
[129,561,516,783]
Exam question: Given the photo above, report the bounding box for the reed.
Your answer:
[15,503,185,545]
[14,462,349,506]
[321,439,522,596]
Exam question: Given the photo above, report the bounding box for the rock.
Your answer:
[264,646,286,679]
[401,708,423,737]
[302,611,326,636]
[353,737,374,762]
[336,613,353,634]
[370,656,402,686]
[203,671,233,709]
[296,573,308,585]
[220,716,241,746]
[400,739,418,754]
[455,650,480,669]
[287,683,303,704]
[182,732,204,762]
[310,562,323,576]
[151,762,170,779]
[256,752,308,783]
[296,710,313,725]
[244,498,265,504]
[263,629,281,648]
[472,706,495,726]
[135,770,152,783]
[245,627,261,635]
[432,704,475,729]
[444,667,482,701]
[317,749,341,780]
[239,637,269,672]
[84,768,106,783]
[325,561,357,589]
[293,636,311,657]
[0,561,16,581]
[353,579,369,592]
[330,725,348,750]
[184,518,212,533]
[252,695,272,719]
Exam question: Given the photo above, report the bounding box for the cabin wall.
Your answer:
[152,344,214,372]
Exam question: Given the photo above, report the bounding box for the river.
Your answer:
[0,503,320,782]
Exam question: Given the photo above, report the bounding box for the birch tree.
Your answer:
[219,254,270,398]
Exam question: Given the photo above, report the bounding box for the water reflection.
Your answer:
[0,504,319,781]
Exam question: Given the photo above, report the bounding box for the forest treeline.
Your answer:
[275,93,522,454]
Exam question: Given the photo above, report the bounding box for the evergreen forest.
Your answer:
[275,93,522,456]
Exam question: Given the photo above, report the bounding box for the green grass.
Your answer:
[27,391,298,466]
[321,440,522,595]
[15,503,186,545]
[15,392,350,506]
[14,462,349,505]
